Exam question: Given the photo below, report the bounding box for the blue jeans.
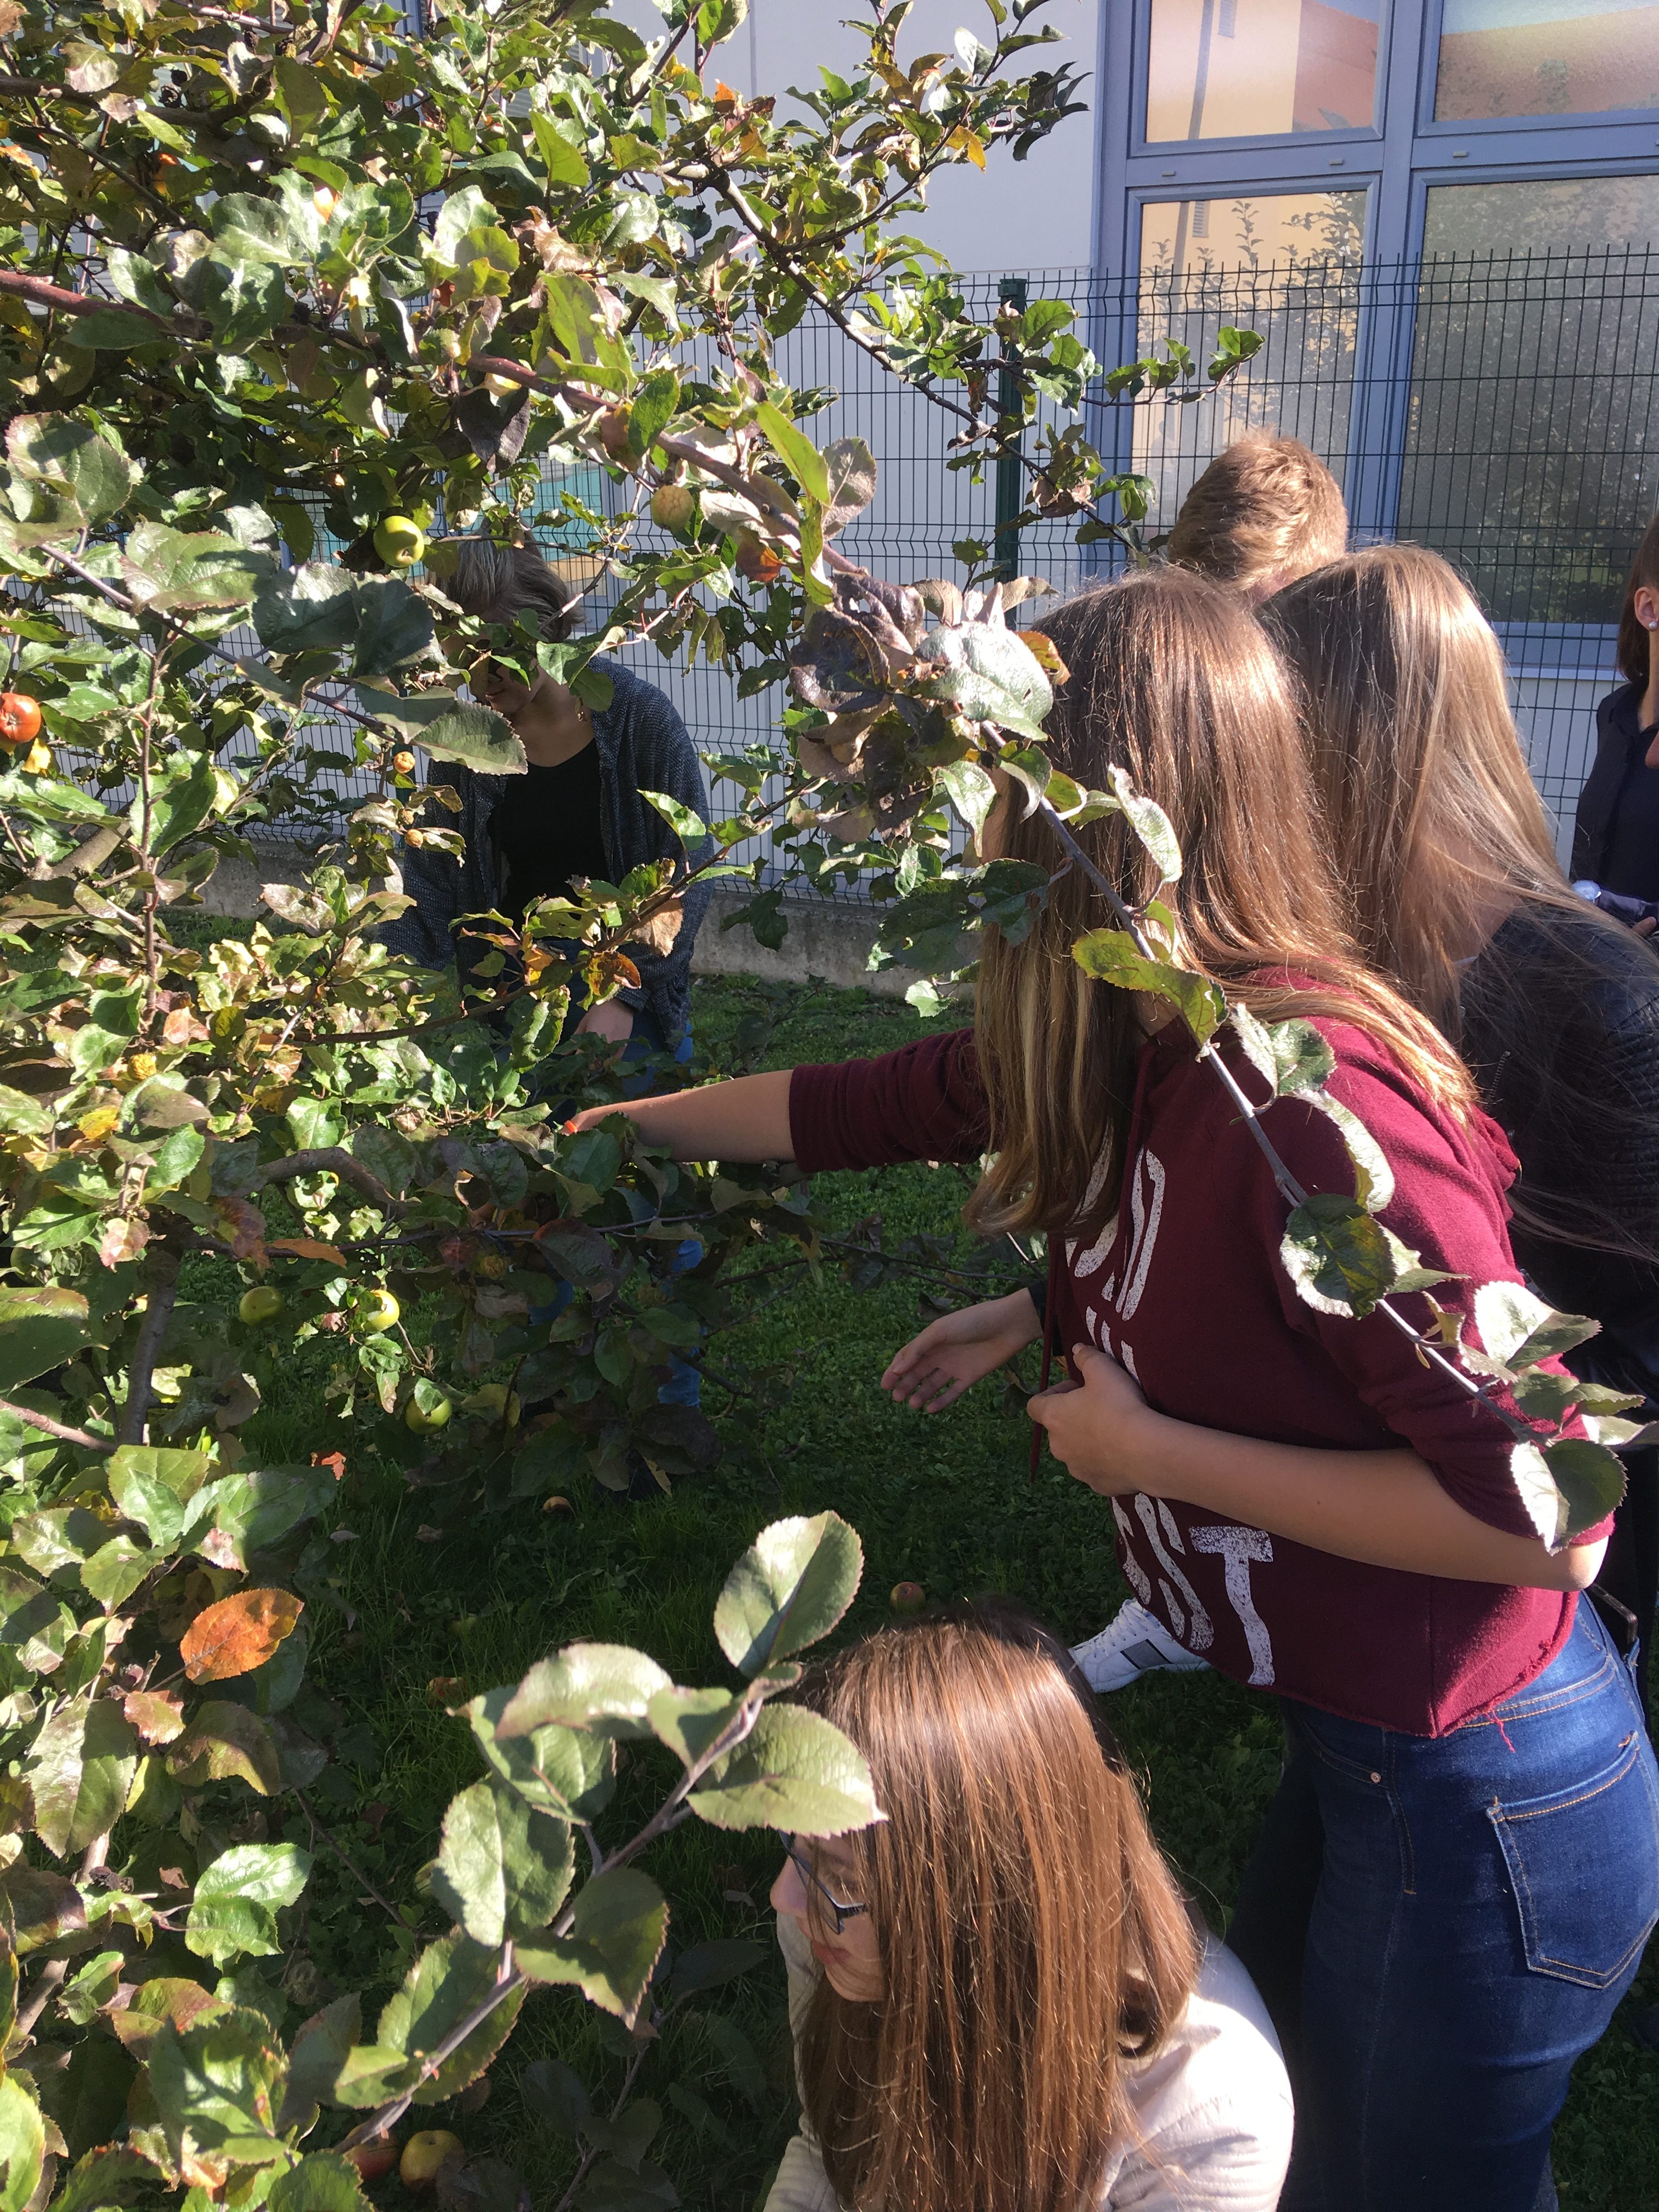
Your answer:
[1231,1602,1659,2211]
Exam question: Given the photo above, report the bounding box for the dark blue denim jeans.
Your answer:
[1230,1601,1659,2212]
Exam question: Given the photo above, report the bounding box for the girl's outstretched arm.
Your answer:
[1031,1346,1608,1594]
[882,1290,1042,1412]
[565,1068,794,1161]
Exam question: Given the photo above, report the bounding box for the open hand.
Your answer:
[881,1288,1042,1413]
[1028,1344,1159,1494]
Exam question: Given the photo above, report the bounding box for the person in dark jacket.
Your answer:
[384,537,709,1057]
[1572,510,1659,917]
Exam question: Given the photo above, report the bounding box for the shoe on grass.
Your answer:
[1070,1599,1211,1692]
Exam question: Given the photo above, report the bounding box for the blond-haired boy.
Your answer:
[1165,432,1348,603]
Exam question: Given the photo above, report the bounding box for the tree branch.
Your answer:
[116,1250,180,1447]
[0,1397,107,1452]
[249,1147,400,1214]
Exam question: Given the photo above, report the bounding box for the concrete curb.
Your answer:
[200,851,929,1000]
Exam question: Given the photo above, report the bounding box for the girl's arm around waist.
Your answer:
[1031,1346,1608,1592]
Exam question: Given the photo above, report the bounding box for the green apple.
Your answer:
[353,1287,400,1334]
[238,1285,284,1326]
[373,514,426,569]
[405,1390,453,1434]
[398,2132,464,2192]
[890,1581,926,1612]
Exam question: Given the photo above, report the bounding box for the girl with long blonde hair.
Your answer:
[572,567,1651,2209]
[765,1601,1291,2212]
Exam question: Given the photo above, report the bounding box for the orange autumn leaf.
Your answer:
[312,1451,347,1481]
[179,1588,304,1684]
[269,1237,348,1265]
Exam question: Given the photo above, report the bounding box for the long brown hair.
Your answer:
[1262,541,1658,1261]
[968,566,1474,1241]
[793,1602,1199,2212]
[1260,543,1565,1031]
[1617,511,1659,688]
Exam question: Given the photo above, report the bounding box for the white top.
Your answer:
[763,1912,1293,2212]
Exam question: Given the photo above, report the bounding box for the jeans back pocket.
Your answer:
[1488,1730,1659,1989]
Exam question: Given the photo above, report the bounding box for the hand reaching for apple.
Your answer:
[881,1287,1043,1413]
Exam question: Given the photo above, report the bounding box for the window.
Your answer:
[1139,187,1367,273]
[1145,0,1384,141]
[1134,191,1367,524]
[1434,0,1659,122]
[1398,177,1659,623]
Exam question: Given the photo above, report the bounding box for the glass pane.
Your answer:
[1399,181,1659,630]
[1435,0,1659,122]
[1132,193,1364,545]
[1146,0,1383,142]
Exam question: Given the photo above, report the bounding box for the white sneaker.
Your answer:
[1070,1599,1211,1692]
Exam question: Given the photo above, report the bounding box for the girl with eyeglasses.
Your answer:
[764,1601,1291,2212]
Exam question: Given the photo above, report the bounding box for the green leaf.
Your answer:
[409,703,525,774]
[521,2058,591,2138]
[934,759,997,840]
[267,2152,372,2212]
[167,1701,283,1796]
[517,1866,668,2024]
[351,579,434,678]
[27,1691,138,1858]
[1304,1091,1395,1214]
[0,1864,84,1953]
[467,1687,615,1820]
[916,624,1052,739]
[1543,1436,1628,1544]
[629,370,680,458]
[123,523,267,614]
[136,750,222,858]
[1228,1006,1334,1097]
[187,1844,311,1968]
[0,1285,89,1392]
[254,563,358,654]
[42,2145,150,2212]
[1107,765,1182,882]
[1070,928,1226,1043]
[531,112,591,189]
[754,402,830,504]
[821,436,877,537]
[375,1933,526,2105]
[1279,1193,1399,1318]
[713,1511,863,1675]
[686,1705,880,1836]
[81,1537,154,1611]
[496,1645,673,1742]
[1469,1281,1599,1380]
[433,187,501,263]
[645,1686,741,1767]
[5,414,131,526]
[276,1993,362,2134]
[430,1778,574,1948]
[668,1938,768,1994]
[0,2074,46,2212]
[146,2006,288,2168]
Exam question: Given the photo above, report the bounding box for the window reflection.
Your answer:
[1133,194,1364,550]
[1435,0,1659,122]
[1146,0,1383,142]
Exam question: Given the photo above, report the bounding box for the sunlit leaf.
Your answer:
[713,1513,862,1675]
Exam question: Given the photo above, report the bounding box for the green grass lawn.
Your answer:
[227,971,1658,2210]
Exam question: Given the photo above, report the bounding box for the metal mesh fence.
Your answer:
[236,246,1659,884]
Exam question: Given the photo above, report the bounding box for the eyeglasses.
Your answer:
[785,1835,868,1938]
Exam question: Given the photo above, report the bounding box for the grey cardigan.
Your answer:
[382,663,710,1044]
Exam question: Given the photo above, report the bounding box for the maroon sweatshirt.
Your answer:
[790,1021,1610,1736]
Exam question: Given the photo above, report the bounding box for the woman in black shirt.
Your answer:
[1573,512,1659,913]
